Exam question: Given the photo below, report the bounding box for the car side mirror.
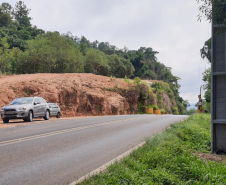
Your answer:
[34,102,38,105]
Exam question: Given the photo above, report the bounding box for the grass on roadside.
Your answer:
[79,114,226,185]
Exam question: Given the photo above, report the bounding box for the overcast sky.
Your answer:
[5,0,211,106]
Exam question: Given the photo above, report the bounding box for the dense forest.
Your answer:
[0,1,189,114]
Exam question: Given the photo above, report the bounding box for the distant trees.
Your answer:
[11,1,32,27]
[0,38,12,74]
[17,32,84,73]
[0,1,45,50]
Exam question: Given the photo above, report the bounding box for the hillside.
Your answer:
[0,73,178,117]
[0,1,188,114]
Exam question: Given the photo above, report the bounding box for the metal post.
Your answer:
[211,2,226,152]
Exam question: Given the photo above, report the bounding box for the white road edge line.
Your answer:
[69,141,146,185]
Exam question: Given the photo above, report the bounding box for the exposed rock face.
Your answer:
[161,92,173,114]
[0,73,174,117]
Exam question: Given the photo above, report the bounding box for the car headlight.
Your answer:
[18,107,27,111]
[1,108,4,111]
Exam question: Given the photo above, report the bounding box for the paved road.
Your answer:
[0,114,188,185]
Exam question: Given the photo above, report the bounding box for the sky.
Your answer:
[5,0,211,107]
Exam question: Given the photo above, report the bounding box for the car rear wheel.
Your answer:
[56,112,60,118]
[44,110,50,120]
[3,118,9,123]
[26,111,33,122]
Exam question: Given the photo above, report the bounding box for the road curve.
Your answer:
[0,114,188,185]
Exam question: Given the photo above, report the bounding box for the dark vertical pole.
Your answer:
[211,13,214,153]
[211,0,226,153]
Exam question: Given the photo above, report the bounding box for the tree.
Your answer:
[197,0,226,25]
[1,3,12,14]
[0,3,12,27]
[200,38,211,62]
[202,68,211,103]
[84,49,105,74]
[11,59,17,74]
[0,12,11,27]
[12,1,31,27]
[0,38,13,73]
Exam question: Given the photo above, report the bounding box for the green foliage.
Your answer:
[0,38,13,74]
[187,108,197,115]
[11,59,17,74]
[157,91,162,101]
[110,75,116,81]
[108,54,134,78]
[145,105,153,109]
[137,101,145,113]
[133,77,141,84]
[152,82,161,90]
[202,68,211,103]
[173,106,179,115]
[203,100,211,113]
[124,76,131,83]
[200,38,211,62]
[153,104,158,110]
[197,0,226,25]
[0,11,12,27]
[84,48,105,74]
[11,1,31,27]
[160,109,165,114]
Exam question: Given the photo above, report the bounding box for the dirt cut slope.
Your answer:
[0,73,136,117]
[0,73,175,117]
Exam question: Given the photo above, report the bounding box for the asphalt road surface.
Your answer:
[0,114,188,185]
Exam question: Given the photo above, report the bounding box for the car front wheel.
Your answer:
[26,111,33,122]
[44,110,50,120]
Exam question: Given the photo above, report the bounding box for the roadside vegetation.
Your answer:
[79,114,226,185]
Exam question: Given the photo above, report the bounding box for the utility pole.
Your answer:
[211,1,226,153]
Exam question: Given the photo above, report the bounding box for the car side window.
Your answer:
[41,98,47,103]
[34,98,40,104]
[37,98,42,104]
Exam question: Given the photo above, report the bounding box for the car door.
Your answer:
[33,98,41,117]
[49,104,56,116]
[39,98,46,116]
[53,104,59,116]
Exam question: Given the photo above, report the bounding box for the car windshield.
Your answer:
[10,98,33,105]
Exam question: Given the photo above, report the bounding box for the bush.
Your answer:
[124,76,131,83]
[110,76,116,81]
[145,105,153,109]
[157,91,162,101]
[173,106,179,115]
[153,104,158,110]
[152,82,162,90]
[137,101,145,113]
[160,109,165,114]
[133,77,141,84]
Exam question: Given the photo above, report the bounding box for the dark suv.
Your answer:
[1,97,50,123]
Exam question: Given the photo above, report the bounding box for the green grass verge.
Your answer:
[79,114,226,185]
